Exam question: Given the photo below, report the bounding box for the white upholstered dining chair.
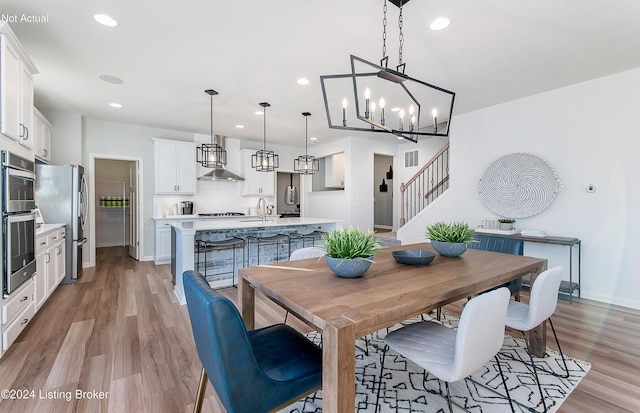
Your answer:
[504,265,568,412]
[289,247,325,261]
[376,287,514,413]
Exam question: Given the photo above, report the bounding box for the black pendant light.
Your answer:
[294,112,319,174]
[251,102,279,172]
[319,0,455,143]
[196,89,227,168]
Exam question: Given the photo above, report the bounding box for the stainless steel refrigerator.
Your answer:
[35,164,88,284]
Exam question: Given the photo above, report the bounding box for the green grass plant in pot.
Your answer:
[426,221,477,257]
[320,227,382,278]
[498,218,516,230]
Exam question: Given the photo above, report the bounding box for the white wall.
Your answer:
[398,67,640,310]
[84,118,193,262]
[305,136,398,230]
[44,110,83,165]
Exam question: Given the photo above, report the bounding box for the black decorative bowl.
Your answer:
[392,250,436,265]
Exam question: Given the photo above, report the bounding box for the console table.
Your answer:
[476,231,581,302]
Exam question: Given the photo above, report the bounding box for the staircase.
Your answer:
[399,143,450,227]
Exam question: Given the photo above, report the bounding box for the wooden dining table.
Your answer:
[239,242,547,413]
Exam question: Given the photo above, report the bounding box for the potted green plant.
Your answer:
[498,218,516,231]
[425,221,476,257]
[320,227,382,278]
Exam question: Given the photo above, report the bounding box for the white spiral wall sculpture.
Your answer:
[478,153,561,218]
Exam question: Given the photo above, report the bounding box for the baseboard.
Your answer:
[96,242,127,248]
[582,291,640,311]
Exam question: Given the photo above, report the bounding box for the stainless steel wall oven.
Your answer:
[2,151,36,296]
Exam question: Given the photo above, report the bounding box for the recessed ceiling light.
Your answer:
[255,111,263,115]
[93,13,119,27]
[297,78,310,85]
[109,103,122,108]
[310,137,317,141]
[430,17,450,31]
[235,125,244,128]
[391,107,401,112]
[99,74,124,84]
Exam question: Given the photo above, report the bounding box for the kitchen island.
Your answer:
[170,217,341,304]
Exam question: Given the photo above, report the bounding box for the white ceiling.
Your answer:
[4,0,640,146]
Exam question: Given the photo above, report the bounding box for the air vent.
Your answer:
[404,150,418,167]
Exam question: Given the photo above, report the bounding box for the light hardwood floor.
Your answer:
[0,246,637,412]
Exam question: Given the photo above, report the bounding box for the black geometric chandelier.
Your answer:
[294,112,319,174]
[196,89,227,167]
[252,102,279,172]
[320,0,455,143]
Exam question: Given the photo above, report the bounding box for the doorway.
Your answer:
[90,155,142,265]
[374,154,393,231]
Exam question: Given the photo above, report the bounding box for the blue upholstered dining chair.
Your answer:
[469,234,525,300]
[183,270,322,413]
[435,233,525,321]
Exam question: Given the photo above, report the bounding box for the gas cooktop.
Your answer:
[198,212,245,217]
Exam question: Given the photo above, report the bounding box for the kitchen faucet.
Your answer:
[257,197,266,222]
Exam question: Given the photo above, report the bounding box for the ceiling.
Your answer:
[4,0,640,147]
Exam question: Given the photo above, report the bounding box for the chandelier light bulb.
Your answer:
[364,88,371,119]
[432,108,438,133]
[342,98,348,127]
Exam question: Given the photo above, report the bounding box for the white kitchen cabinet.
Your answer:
[34,108,52,162]
[34,234,49,310]
[1,278,34,353]
[154,220,176,265]
[241,149,275,196]
[49,229,66,294]
[0,27,37,145]
[17,65,34,149]
[153,138,196,194]
[325,152,345,189]
[34,226,65,310]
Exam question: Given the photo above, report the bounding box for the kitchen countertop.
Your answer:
[170,217,341,234]
[152,214,265,221]
[36,223,65,236]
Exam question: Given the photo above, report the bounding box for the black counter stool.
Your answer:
[194,237,245,287]
[247,234,291,266]
[290,230,325,250]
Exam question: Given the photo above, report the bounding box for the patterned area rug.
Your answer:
[282,313,590,413]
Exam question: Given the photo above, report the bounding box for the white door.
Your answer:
[128,161,139,260]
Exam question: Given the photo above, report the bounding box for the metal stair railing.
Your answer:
[399,143,450,226]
